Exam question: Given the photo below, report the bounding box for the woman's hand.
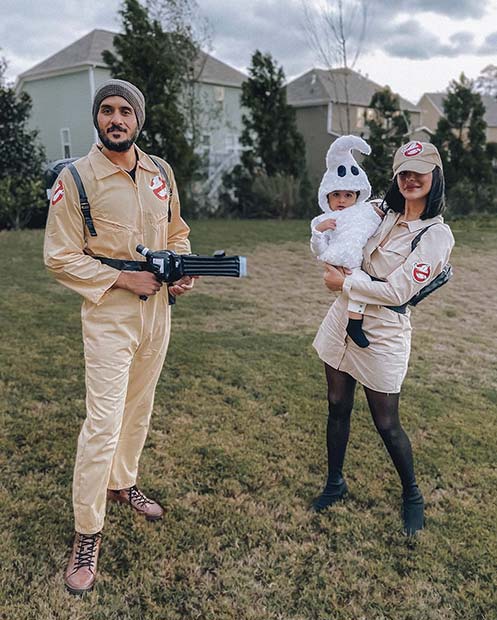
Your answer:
[315,218,337,232]
[323,264,351,291]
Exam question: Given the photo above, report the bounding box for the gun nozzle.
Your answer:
[239,256,248,277]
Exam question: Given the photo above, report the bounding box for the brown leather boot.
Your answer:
[107,485,164,521]
[64,532,102,595]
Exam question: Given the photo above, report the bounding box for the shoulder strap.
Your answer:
[67,163,97,237]
[410,224,437,251]
[150,156,172,222]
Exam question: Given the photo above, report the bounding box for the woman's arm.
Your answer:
[324,227,454,306]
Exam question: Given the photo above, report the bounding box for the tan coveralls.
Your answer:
[313,210,454,393]
[44,144,190,534]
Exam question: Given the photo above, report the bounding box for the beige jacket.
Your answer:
[313,210,455,392]
[343,210,454,318]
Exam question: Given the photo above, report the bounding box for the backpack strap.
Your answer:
[410,224,437,252]
[67,162,97,237]
[150,156,173,222]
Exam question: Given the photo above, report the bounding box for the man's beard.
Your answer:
[98,125,138,152]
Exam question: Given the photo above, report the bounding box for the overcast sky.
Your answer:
[1,0,497,104]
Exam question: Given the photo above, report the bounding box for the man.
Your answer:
[44,79,193,594]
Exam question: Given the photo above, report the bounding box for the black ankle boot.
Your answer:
[312,478,348,512]
[402,487,424,535]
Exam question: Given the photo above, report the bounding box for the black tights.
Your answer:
[324,364,418,497]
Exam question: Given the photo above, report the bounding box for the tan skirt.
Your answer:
[313,294,412,393]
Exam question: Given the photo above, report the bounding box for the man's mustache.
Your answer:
[107,124,127,134]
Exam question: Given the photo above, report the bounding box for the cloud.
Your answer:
[407,0,485,18]
[0,0,494,84]
[477,32,497,55]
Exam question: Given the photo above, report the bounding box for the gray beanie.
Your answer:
[92,79,146,132]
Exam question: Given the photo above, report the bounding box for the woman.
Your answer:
[312,141,454,535]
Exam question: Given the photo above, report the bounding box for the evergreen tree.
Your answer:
[433,74,493,192]
[362,86,410,196]
[222,50,310,218]
[0,57,46,230]
[103,0,199,207]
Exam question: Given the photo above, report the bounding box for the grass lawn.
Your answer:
[0,218,496,619]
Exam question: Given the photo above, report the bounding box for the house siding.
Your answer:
[294,105,331,186]
[23,70,97,161]
[418,95,443,133]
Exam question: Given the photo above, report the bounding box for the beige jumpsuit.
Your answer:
[44,145,191,534]
[313,210,454,393]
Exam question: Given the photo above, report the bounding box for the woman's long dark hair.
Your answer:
[382,166,446,219]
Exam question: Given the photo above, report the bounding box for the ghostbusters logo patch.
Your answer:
[51,180,64,205]
[402,141,423,157]
[150,175,169,201]
[412,262,431,283]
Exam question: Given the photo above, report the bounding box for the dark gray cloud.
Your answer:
[477,32,497,55]
[369,0,485,19]
[380,21,475,60]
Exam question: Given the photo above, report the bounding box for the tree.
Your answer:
[102,0,200,208]
[302,0,369,133]
[433,74,493,192]
[0,57,46,230]
[361,87,410,196]
[474,64,497,98]
[220,50,311,218]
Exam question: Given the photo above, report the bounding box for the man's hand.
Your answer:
[114,271,163,296]
[315,218,337,232]
[323,264,351,291]
[169,275,196,297]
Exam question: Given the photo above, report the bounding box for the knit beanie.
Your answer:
[318,135,372,212]
[92,79,146,132]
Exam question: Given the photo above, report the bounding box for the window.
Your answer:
[224,134,238,151]
[61,128,71,158]
[356,107,365,128]
[327,102,333,134]
[214,86,225,103]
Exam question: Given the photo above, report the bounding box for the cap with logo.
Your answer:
[392,141,443,177]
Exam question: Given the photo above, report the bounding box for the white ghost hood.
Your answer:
[318,135,372,213]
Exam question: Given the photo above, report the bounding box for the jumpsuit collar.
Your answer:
[88,144,161,180]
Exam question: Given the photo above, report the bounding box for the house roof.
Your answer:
[421,92,497,127]
[286,67,418,112]
[17,29,246,88]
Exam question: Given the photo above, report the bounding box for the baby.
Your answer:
[310,135,382,348]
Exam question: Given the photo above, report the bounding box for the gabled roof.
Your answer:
[17,29,246,88]
[18,29,113,80]
[286,67,418,112]
[420,91,497,127]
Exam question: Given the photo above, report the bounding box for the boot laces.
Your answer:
[128,485,153,508]
[74,533,101,571]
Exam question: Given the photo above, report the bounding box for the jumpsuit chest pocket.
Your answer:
[86,216,136,256]
[145,208,169,233]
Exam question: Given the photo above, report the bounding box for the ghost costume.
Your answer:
[310,136,381,313]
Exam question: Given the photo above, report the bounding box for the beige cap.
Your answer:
[392,141,442,177]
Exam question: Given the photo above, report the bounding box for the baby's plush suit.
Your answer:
[310,135,381,269]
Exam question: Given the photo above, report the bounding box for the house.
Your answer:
[418,92,497,144]
[16,29,247,199]
[286,67,421,183]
